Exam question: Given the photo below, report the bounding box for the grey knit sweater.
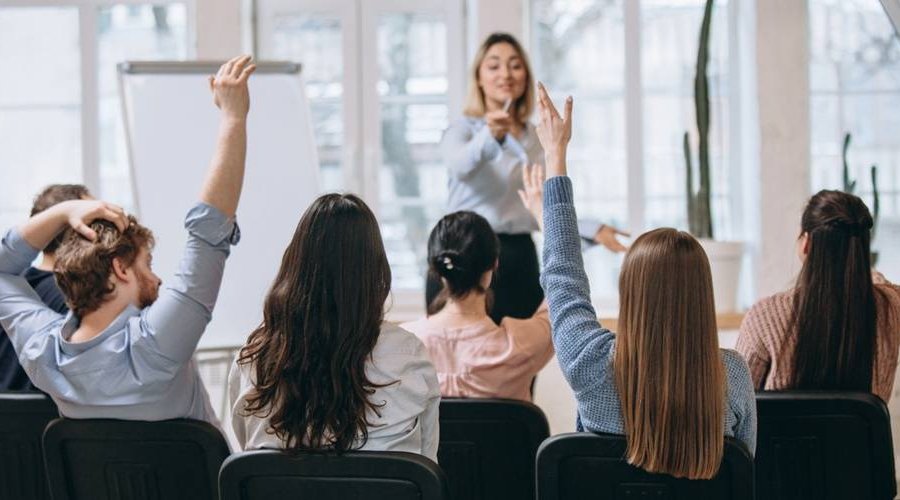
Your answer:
[540,176,757,454]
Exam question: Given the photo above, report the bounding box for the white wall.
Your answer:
[752,0,810,297]
[195,0,243,59]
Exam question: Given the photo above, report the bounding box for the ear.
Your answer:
[111,256,133,283]
[800,232,811,256]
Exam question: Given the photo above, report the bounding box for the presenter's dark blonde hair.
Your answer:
[463,32,535,123]
[615,228,725,479]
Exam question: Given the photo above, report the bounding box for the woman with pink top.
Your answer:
[402,166,553,401]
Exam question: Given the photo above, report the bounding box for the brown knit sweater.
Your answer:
[735,273,900,402]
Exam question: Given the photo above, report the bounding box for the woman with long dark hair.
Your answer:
[737,190,900,401]
[228,194,440,459]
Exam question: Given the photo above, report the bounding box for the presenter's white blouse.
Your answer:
[442,116,603,239]
[442,116,543,235]
[227,323,441,462]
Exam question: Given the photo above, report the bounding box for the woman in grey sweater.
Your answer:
[533,82,756,479]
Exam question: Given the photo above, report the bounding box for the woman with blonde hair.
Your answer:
[435,32,627,324]
[535,83,756,478]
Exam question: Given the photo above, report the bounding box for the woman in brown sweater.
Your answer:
[736,190,900,402]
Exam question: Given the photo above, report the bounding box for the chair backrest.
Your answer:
[536,432,754,500]
[0,392,58,500]
[219,449,449,500]
[42,418,230,500]
[437,398,550,500]
[756,391,896,500]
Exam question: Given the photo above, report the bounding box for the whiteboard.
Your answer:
[119,61,320,348]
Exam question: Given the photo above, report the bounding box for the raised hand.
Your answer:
[594,225,630,253]
[517,163,546,230]
[534,82,573,177]
[485,109,513,141]
[208,55,256,119]
[62,200,129,241]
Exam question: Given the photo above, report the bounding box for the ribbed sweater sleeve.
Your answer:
[540,176,616,395]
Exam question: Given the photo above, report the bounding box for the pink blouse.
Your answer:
[401,302,554,402]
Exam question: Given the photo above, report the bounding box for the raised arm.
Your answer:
[535,83,617,394]
[0,200,127,352]
[200,55,256,217]
[141,56,256,362]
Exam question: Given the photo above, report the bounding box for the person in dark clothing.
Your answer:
[0,184,91,391]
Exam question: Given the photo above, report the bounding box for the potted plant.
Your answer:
[683,0,744,313]
[840,132,880,265]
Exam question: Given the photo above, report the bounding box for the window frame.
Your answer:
[526,0,746,239]
[0,0,197,198]
[253,0,465,319]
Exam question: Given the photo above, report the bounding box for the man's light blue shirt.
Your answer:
[0,203,239,425]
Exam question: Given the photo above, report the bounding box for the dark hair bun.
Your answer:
[426,211,500,302]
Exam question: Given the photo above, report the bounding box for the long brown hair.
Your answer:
[237,193,392,452]
[615,228,725,479]
[790,190,877,392]
[463,32,534,123]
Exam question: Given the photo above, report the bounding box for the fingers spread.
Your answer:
[564,96,573,124]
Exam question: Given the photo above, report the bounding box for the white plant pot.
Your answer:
[699,239,745,314]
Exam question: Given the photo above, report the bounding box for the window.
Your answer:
[0,1,192,230]
[98,4,189,208]
[809,0,900,230]
[0,7,81,231]
[531,0,738,309]
[255,0,464,298]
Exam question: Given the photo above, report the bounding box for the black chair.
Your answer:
[755,391,896,500]
[438,398,550,500]
[219,449,448,500]
[536,432,754,500]
[43,418,230,500]
[0,392,58,500]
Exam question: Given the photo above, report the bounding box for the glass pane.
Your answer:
[809,0,900,278]
[97,4,189,209]
[532,0,627,309]
[263,15,344,191]
[377,14,449,290]
[0,8,81,107]
[0,7,81,231]
[641,0,732,236]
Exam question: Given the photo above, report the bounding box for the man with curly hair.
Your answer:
[0,55,256,424]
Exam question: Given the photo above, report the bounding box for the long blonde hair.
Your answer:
[615,228,725,479]
[463,32,534,123]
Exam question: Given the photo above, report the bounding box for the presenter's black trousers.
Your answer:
[425,233,543,324]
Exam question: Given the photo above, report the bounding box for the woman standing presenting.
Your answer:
[433,32,626,323]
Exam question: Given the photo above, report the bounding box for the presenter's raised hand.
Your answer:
[594,225,630,253]
[517,164,545,230]
[534,82,572,178]
[208,55,256,119]
[485,109,513,142]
